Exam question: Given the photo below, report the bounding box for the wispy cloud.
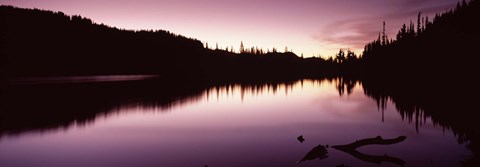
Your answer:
[313,1,457,52]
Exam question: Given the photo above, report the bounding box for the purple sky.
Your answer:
[1,0,459,57]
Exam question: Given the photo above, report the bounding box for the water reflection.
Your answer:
[0,78,473,167]
[298,144,329,163]
[359,77,480,166]
[331,136,407,166]
[7,75,159,85]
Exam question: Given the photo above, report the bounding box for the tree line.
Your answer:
[0,5,345,83]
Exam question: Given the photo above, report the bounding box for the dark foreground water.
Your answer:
[0,79,471,167]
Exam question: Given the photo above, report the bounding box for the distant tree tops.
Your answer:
[203,41,295,55]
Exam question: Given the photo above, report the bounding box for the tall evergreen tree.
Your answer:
[240,41,244,53]
[417,12,422,34]
[382,21,387,45]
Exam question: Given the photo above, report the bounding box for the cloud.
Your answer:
[312,1,457,52]
[313,18,381,50]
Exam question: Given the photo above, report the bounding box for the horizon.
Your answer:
[1,0,459,57]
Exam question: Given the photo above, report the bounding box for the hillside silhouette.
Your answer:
[361,0,479,81]
[0,6,342,82]
[0,6,205,79]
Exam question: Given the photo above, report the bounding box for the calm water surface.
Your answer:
[0,79,470,167]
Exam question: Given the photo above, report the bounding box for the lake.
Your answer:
[0,79,471,167]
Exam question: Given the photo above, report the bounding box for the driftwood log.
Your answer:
[332,136,407,166]
[332,136,406,150]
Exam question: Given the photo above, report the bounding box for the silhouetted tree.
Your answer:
[409,20,415,36]
[382,21,387,45]
[240,41,245,53]
[425,16,430,29]
[417,12,422,34]
[346,50,356,61]
[335,49,346,63]
[397,24,407,40]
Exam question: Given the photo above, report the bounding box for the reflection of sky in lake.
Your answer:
[0,80,469,167]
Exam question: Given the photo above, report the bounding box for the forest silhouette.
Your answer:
[360,0,479,79]
[0,5,342,82]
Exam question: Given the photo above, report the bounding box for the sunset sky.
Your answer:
[1,0,459,57]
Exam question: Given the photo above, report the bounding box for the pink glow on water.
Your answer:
[0,80,468,167]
